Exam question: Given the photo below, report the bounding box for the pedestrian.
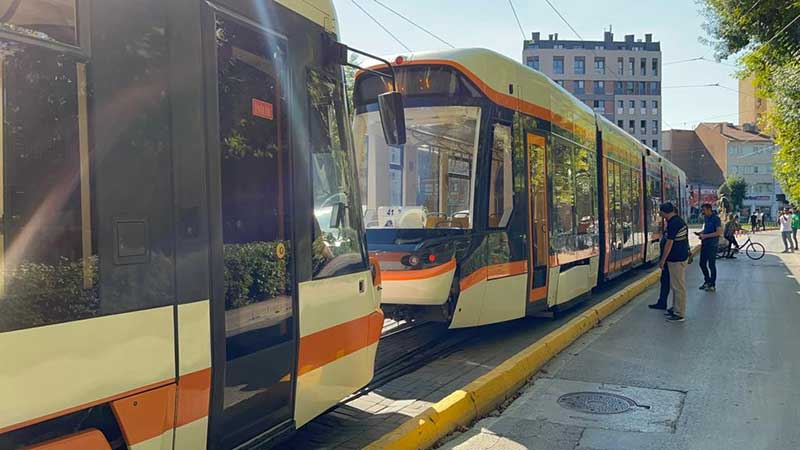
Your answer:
[791,207,800,251]
[750,209,758,233]
[649,233,671,310]
[723,213,741,258]
[696,203,722,292]
[658,202,690,322]
[779,208,793,253]
[758,209,766,231]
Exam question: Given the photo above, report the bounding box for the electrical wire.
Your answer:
[508,0,527,40]
[541,0,583,40]
[350,0,411,52]
[369,0,454,48]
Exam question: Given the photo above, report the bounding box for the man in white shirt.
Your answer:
[757,210,765,231]
[780,208,794,253]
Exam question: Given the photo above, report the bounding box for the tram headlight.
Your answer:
[407,255,420,267]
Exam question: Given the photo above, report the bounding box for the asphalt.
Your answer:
[440,230,800,450]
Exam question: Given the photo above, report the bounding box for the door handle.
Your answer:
[359,279,366,294]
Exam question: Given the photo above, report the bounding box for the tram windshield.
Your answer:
[353,105,481,229]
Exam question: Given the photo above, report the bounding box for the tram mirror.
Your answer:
[330,202,346,229]
[378,91,407,146]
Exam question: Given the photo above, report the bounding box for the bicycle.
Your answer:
[720,232,766,260]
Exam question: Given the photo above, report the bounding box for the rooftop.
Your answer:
[524,31,660,52]
[699,122,772,142]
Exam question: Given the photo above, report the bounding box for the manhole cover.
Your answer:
[557,391,637,414]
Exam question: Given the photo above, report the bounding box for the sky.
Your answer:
[332,0,743,131]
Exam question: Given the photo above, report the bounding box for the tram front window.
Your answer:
[353,106,481,230]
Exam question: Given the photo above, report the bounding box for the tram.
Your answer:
[353,48,687,328]
[0,1,398,449]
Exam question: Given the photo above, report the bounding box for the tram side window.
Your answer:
[0,42,98,333]
[488,124,513,228]
[309,69,367,278]
[574,145,597,250]
[0,0,77,45]
[648,175,662,234]
[550,137,576,253]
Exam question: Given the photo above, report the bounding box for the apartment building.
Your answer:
[522,30,662,151]
[663,123,785,217]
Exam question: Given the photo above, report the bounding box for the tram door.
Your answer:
[526,132,549,302]
[212,15,295,449]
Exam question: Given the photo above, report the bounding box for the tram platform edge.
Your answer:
[363,245,702,450]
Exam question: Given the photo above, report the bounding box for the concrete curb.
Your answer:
[363,246,701,450]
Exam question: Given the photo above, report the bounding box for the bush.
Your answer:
[224,241,291,310]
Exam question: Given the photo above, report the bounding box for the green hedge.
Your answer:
[224,241,291,310]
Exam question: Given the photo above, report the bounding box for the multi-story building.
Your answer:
[663,123,785,218]
[739,75,770,128]
[523,30,662,151]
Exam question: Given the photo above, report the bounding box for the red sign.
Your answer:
[252,98,273,120]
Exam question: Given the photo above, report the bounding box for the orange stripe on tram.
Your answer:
[25,429,111,450]
[176,368,212,428]
[111,384,176,446]
[381,258,456,281]
[297,310,384,377]
[487,260,528,280]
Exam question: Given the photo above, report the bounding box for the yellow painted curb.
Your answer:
[364,246,701,450]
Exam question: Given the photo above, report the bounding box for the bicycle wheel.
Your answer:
[746,242,766,260]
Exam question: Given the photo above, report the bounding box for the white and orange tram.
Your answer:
[353,48,687,328]
[0,1,394,449]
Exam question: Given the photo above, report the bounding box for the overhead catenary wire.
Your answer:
[507,0,527,41]
[541,0,583,40]
[350,0,411,52]
[369,0,455,48]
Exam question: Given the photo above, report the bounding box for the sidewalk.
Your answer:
[441,230,800,450]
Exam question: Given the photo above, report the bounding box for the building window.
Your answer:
[555,80,564,87]
[628,100,635,111]
[575,80,585,94]
[652,140,658,150]
[617,100,624,113]
[618,57,624,75]
[641,139,647,145]
[595,45,605,50]
[626,81,635,95]
[615,81,624,94]
[526,56,540,70]
[652,100,659,113]
[574,57,585,74]
[629,119,635,131]
[754,165,759,174]
[594,80,605,94]
[652,58,659,76]
[618,120,624,127]
[650,81,660,95]
[628,58,635,75]
[640,58,647,76]
[554,44,564,49]
[594,57,605,74]
[641,120,647,134]
[652,120,658,133]
[593,100,604,112]
[553,56,564,74]
[640,100,647,113]
[638,81,646,95]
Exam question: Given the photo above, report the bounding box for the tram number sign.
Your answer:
[252,98,274,120]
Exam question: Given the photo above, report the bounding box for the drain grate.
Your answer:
[557,391,637,414]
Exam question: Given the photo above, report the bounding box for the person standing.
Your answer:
[649,233,671,310]
[757,209,765,231]
[659,202,690,322]
[696,203,722,292]
[723,213,741,258]
[791,207,800,251]
[779,208,793,253]
[750,209,758,233]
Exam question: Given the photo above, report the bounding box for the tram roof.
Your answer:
[384,48,597,144]
[276,0,338,34]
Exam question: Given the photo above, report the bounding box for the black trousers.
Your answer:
[700,242,718,286]
[655,263,670,306]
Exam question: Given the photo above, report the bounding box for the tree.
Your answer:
[719,176,748,211]
[343,53,362,118]
[700,0,800,203]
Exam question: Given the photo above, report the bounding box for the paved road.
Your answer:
[442,230,800,450]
